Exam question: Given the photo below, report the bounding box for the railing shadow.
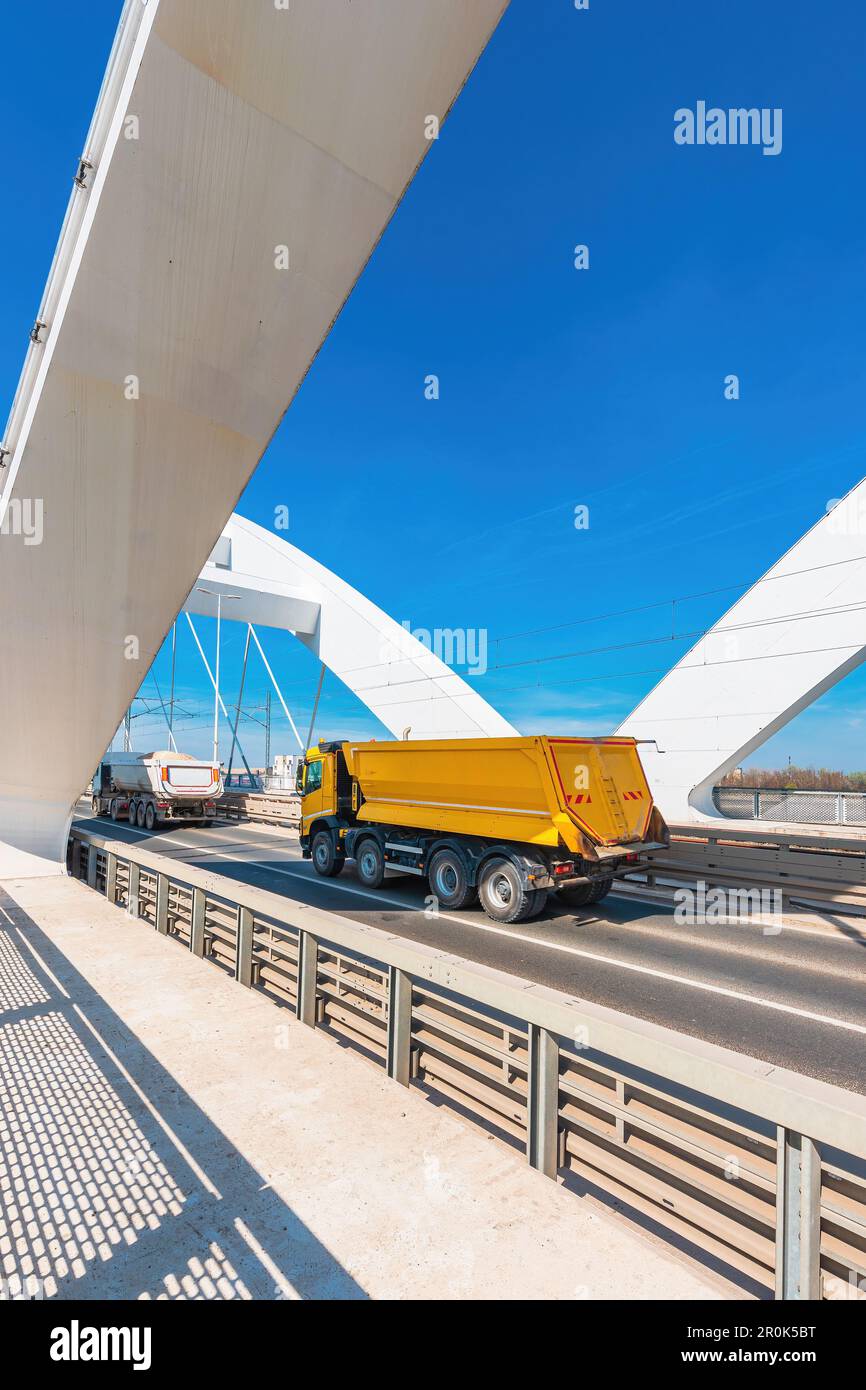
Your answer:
[0,886,368,1302]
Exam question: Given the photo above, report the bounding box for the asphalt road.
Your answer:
[74,810,866,1094]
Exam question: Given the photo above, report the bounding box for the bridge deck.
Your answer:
[0,873,736,1302]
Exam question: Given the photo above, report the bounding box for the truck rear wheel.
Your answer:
[128,799,138,826]
[428,848,477,910]
[355,837,385,889]
[110,798,121,822]
[478,857,537,924]
[557,877,613,910]
[588,877,613,903]
[312,830,345,878]
[144,802,156,831]
[136,800,147,829]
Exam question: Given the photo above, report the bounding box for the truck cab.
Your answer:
[297,743,354,844]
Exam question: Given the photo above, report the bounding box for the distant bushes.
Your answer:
[720,766,866,791]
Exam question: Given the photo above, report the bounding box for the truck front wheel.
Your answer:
[478,857,538,924]
[355,838,385,889]
[428,848,477,910]
[312,830,345,878]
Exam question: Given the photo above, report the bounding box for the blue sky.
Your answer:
[3,0,866,769]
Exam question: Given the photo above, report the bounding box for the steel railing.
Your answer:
[622,821,866,917]
[216,792,299,827]
[715,787,866,827]
[67,825,866,1301]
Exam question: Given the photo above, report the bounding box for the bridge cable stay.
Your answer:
[226,625,252,782]
[305,663,326,754]
[147,668,179,753]
[247,624,305,752]
[184,613,255,781]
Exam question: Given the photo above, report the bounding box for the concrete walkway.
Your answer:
[0,875,744,1301]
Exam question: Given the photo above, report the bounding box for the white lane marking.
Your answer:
[88,814,866,946]
[140,815,866,949]
[611,888,866,945]
[83,820,866,1037]
[132,821,866,952]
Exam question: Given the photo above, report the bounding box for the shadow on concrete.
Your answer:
[0,886,367,1302]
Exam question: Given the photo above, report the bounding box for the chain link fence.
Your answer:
[714,786,866,826]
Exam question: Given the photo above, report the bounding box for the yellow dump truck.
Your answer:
[298,736,668,923]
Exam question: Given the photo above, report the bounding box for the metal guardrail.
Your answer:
[625,822,866,917]
[67,825,866,1300]
[715,787,866,827]
[216,792,300,828]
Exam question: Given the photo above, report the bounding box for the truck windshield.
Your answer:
[303,761,322,796]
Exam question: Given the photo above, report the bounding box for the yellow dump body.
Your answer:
[342,736,656,855]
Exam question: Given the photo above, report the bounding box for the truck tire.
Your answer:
[110,799,121,822]
[478,857,537,924]
[128,799,138,826]
[428,848,477,910]
[588,876,613,904]
[312,829,345,878]
[355,837,385,889]
[526,888,549,918]
[91,795,101,816]
[144,802,156,831]
[556,881,593,908]
[136,800,147,829]
[557,877,613,910]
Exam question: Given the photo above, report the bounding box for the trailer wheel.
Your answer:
[312,829,345,878]
[428,848,477,910]
[355,837,385,889]
[144,802,156,831]
[478,857,537,924]
[128,799,138,826]
[136,800,147,829]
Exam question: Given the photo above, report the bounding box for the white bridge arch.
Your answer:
[186,512,516,745]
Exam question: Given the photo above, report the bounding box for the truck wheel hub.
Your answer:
[490,872,513,905]
[436,864,457,894]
